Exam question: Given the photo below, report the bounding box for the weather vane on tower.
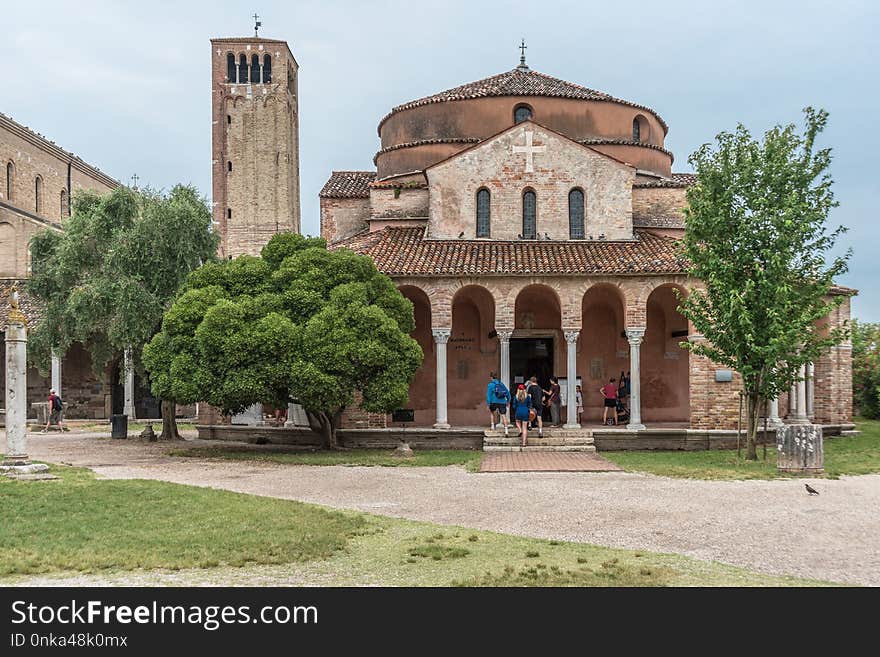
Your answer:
[253,13,262,38]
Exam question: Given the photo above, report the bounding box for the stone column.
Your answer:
[433,329,451,429]
[806,362,814,419]
[626,328,646,431]
[767,397,784,428]
[231,403,264,426]
[51,353,61,398]
[792,364,809,424]
[284,402,308,427]
[498,330,513,392]
[123,346,136,419]
[2,294,48,473]
[563,330,580,428]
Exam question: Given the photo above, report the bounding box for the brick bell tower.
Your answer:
[211,26,301,258]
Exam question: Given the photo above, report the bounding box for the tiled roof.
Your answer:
[319,171,377,199]
[579,138,673,158]
[0,279,42,328]
[332,227,687,276]
[380,68,668,133]
[634,172,697,188]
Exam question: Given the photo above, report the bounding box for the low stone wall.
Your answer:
[196,425,483,450]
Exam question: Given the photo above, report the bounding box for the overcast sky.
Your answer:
[4,1,877,318]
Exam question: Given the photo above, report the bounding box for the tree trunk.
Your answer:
[745,393,761,460]
[305,409,342,450]
[159,399,180,441]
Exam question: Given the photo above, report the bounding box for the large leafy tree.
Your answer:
[28,185,219,439]
[680,107,850,459]
[851,320,880,419]
[143,233,423,448]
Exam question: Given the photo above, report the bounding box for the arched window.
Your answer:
[227,115,231,125]
[60,189,67,218]
[514,104,533,124]
[250,54,260,83]
[226,53,236,82]
[227,208,232,219]
[522,189,537,239]
[238,54,248,84]
[5,161,13,201]
[263,54,272,83]
[227,161,233,172]
[632,118,640,143]
[476,188,491,238]
[34,176,42,214]
[569,188,585,239]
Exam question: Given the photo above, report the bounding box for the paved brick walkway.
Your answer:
[480,451,623,472]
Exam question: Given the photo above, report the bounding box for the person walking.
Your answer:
[42,388,69,433]
[526,376,544,437]
[575,384,584,425]
[600,377,618,425]
[486,372,510,437]
[547,376,562,427]
[511,384,533,448]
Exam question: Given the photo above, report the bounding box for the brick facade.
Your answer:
[211,37,300,258]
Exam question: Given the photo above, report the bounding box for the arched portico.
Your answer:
[398,285,435,426]
[579,283,628,424]
[447,285,497,426]
[643,284,690,423]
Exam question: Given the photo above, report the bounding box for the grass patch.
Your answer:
[0,460,839,587]
[0,463,365,575]
[170,446,484,471]
[604,419,880,480]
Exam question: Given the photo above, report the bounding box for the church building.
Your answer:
[321,54,853,431]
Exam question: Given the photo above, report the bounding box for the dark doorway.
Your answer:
[510,337,554,419]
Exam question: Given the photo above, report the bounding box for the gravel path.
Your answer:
[6,431,880,586]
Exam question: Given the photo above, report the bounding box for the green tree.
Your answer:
[28,185,219,439]
[680,107,850,460]
[143,233,423,448]
[852,319,880,419]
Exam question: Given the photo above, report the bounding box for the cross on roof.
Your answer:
[130,173,139,190]
[518,39,529,71]
[253,13,262,37]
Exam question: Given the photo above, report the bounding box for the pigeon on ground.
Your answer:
[805,483,819,495]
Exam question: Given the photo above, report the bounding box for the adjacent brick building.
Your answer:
[1,112,120,418]
[321,58,854,430]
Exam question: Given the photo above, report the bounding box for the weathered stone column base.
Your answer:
[433,423,451,430]
[626,422,646,431]
[0,461,50,474]
[776,424,824,473]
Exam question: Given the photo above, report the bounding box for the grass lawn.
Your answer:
[169,446,484,471]
[0,463,831,586]
[605,418,880,480]
[72,420,197,433]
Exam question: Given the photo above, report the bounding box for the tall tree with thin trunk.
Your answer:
[680,107,850,459]
[28,185,218,439]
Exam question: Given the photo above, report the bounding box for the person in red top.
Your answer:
[600,377,618,426]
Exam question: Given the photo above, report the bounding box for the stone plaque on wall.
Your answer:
[590,358,603,380]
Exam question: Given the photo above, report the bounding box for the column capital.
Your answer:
[432,328,451,344]
[564,330,580,344]
[625,327,646,345]
[496,329,514,342]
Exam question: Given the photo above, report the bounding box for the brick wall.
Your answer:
[688,336,743,429]
[632,187,687,221]
[320,197,370,244]
[369,187,429,219]
[427,123,635,241]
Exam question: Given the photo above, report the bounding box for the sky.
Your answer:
[3,0,878,318]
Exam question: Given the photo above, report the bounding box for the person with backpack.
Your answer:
[510,384,534,448]
[486,372,510,436]
[526,376,544,437]
[42,388,70,433]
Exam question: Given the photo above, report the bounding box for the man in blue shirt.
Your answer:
[486,372,510,436]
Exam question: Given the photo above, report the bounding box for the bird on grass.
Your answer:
[805,483,819,495]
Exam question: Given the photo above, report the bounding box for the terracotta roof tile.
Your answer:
[331,227,687,276]
[380,68,668,133]
[634,172,697,188]
[319,171,376,199]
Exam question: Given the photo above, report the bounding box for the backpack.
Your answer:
[493,381,509,401]
[52,395,63,411]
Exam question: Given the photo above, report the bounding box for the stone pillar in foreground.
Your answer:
[767,398,784,428]
[626,327,646,431]
[777,424,823,473]
[806,362,814,419]
[51,353,61,398]
[123,346,136,419]
[433,329,451,429]
[790,364,809,424]
[563,330,580,428]
[2,290,48,474]
[498,330,512,394]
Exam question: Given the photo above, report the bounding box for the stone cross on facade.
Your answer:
[512,131,546,173]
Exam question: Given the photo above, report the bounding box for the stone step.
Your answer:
[484,445,597,453]
[484,436,595,447]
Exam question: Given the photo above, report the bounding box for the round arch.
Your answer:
[397,285,435,426]
[643,283,690,423]
[448,285,498,426]
[579,283,628,424]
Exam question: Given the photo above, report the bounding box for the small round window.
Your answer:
[514,104,533,124]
